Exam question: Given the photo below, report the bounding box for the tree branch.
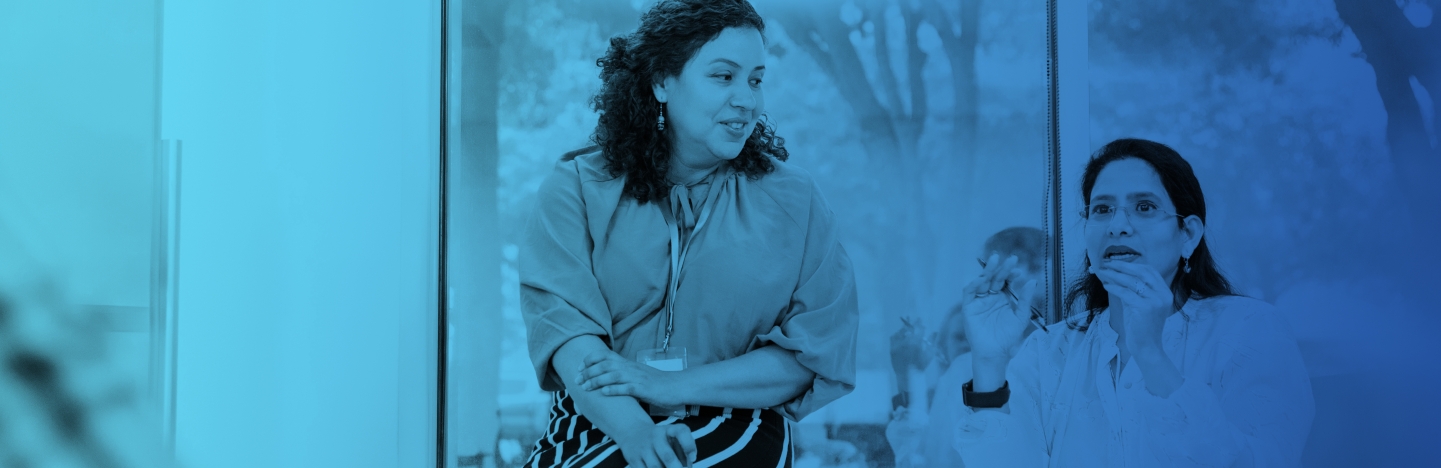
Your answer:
[771,4,903,155]
[1334,0,1441,207]
[900,3,929,130]
[867,0,908,122]
[924,0,980,150]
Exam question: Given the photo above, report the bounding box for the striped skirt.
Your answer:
[523,391,793,468]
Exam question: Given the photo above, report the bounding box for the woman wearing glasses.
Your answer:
[519,1,859,467]
[951,138,1314,467]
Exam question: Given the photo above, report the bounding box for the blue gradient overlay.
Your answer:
[0,0,1434,466]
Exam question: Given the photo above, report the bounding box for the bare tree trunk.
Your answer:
[773,4,915,319]
[866,0,940,318]
[924,0,981,155]
[776,4,904,151]
[772,0,984,319]
[1334,0,1441,222]
[916,0,982,312]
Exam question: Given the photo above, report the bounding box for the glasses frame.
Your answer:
[1080,201,1185,226]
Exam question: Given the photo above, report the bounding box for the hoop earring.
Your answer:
[1182,256,1192,274]
[657,103,666,132]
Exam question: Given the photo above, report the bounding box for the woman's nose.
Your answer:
[730,86,756,110]
[1106,210,1134,236]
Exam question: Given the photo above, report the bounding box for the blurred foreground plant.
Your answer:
[0,280,170,468]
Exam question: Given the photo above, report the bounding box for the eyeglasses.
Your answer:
[1082,201,1182,224]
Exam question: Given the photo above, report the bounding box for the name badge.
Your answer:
[638,347,687,368]
[637,347,688,418]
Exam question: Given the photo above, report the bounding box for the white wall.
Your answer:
[162,0,440,466]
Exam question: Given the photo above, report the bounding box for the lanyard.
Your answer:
[659,177,721,351]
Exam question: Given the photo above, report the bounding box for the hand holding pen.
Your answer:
[961,254,1042,362]
[977,257,1048,333]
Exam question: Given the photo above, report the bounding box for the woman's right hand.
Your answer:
[960,254,1037,369]
[613,423,697,468]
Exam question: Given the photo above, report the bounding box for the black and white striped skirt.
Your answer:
[523,391,793,468]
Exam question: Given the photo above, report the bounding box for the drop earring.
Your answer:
[657,103,666,132]
[1182,256,1192,274]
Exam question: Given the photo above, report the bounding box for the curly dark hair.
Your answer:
[1063,138,1237,331]
[589,0,788,204]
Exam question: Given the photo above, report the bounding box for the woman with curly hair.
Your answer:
[519,1,859,467]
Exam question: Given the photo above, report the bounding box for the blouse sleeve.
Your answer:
[1117,304,1315,467]
[751,181,859,421]
[519,158,614,392]
[951,331,1052,466]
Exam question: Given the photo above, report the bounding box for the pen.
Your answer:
[977,258,1049,332]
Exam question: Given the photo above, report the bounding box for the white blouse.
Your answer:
[952,295,1315,467]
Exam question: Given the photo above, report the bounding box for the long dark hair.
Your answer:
[590,0,788,204]
[1063,138,1236,330]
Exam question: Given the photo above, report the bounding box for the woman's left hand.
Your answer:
[577,351,684,407]
[1091,261,1172,352]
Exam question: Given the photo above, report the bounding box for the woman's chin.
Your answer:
[708,147,744,161]
[704,139,746,159]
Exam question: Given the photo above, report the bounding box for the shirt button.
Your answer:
[1124,382,1133,389]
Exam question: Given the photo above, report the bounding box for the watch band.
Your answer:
[962,379,1010,408]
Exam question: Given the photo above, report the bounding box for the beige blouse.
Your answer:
[520,150,859,421]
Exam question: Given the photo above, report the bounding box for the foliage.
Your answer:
[1086,0,1434,300]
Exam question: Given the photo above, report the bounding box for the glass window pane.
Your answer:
[445,0,1055,466]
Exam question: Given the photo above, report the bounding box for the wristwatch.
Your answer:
[962,379,1010,408]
